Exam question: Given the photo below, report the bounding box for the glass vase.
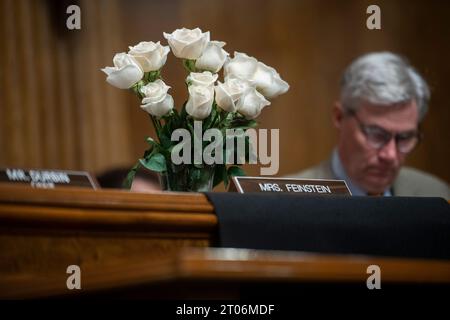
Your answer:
[158,163,215,192]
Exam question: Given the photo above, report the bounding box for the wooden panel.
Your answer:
[0,186,449,299]
[0,183,213,211]
[2,247,450,299]
[179,248,450,283]
[0,0,133,173]
[0,185,216,289]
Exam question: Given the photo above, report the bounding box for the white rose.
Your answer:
[140,79,174,117]
[101,53,143,89]
[224,52,290,99]
[186,85,214,120]
[195,41,229,73]
[224,52,258,83]
[253,62,290,98]
[186,71,218,87]
[128,41,170,72]
[163,27,210,60]
[236,87,271,120]
[214,77,250,112]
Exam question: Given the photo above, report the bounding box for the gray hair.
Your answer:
[340,52,430,121]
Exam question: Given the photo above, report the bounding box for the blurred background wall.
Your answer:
[0,0,449,187]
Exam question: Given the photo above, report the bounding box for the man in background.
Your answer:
[288,52,449,198]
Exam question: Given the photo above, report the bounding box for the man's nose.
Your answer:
[378,138,398,163]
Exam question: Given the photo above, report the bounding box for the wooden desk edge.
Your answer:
[1,247,449,299]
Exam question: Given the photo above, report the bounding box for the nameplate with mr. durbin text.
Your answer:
[0,168,98,189]
[229,176,351,195]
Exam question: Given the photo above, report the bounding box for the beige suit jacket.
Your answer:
[288,160,449,198]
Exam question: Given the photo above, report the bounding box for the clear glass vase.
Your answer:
[158,163,215,192]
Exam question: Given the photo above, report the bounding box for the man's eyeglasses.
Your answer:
[346,110,422,154]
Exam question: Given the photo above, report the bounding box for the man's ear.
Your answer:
[332,101,344,129]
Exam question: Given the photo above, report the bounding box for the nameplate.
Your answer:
[0,168,98,189]
[229,176,351,195]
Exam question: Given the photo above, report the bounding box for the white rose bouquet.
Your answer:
[102,27,289,191]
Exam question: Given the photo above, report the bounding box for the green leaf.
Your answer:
[213,164,227,187]
[122,162,140,189]
[139,153,167,172]
[227,165,246,178]
[180,101,188,119]
[143,70,161,82]
[187,119,194,135]
[159,131,172,150]
[162,110,179,130]
[225,166,246,189]
[203,104,217,131]
[231,118,258,130]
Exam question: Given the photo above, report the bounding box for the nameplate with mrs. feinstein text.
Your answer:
[0,168,99,189]
[229,176,351,195]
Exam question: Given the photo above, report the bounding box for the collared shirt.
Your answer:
[331,149,392,197]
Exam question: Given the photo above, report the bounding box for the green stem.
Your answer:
[183,59,197,73]
[131,80,146,99]
[149,114,162,139]
[217,109,230,129]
